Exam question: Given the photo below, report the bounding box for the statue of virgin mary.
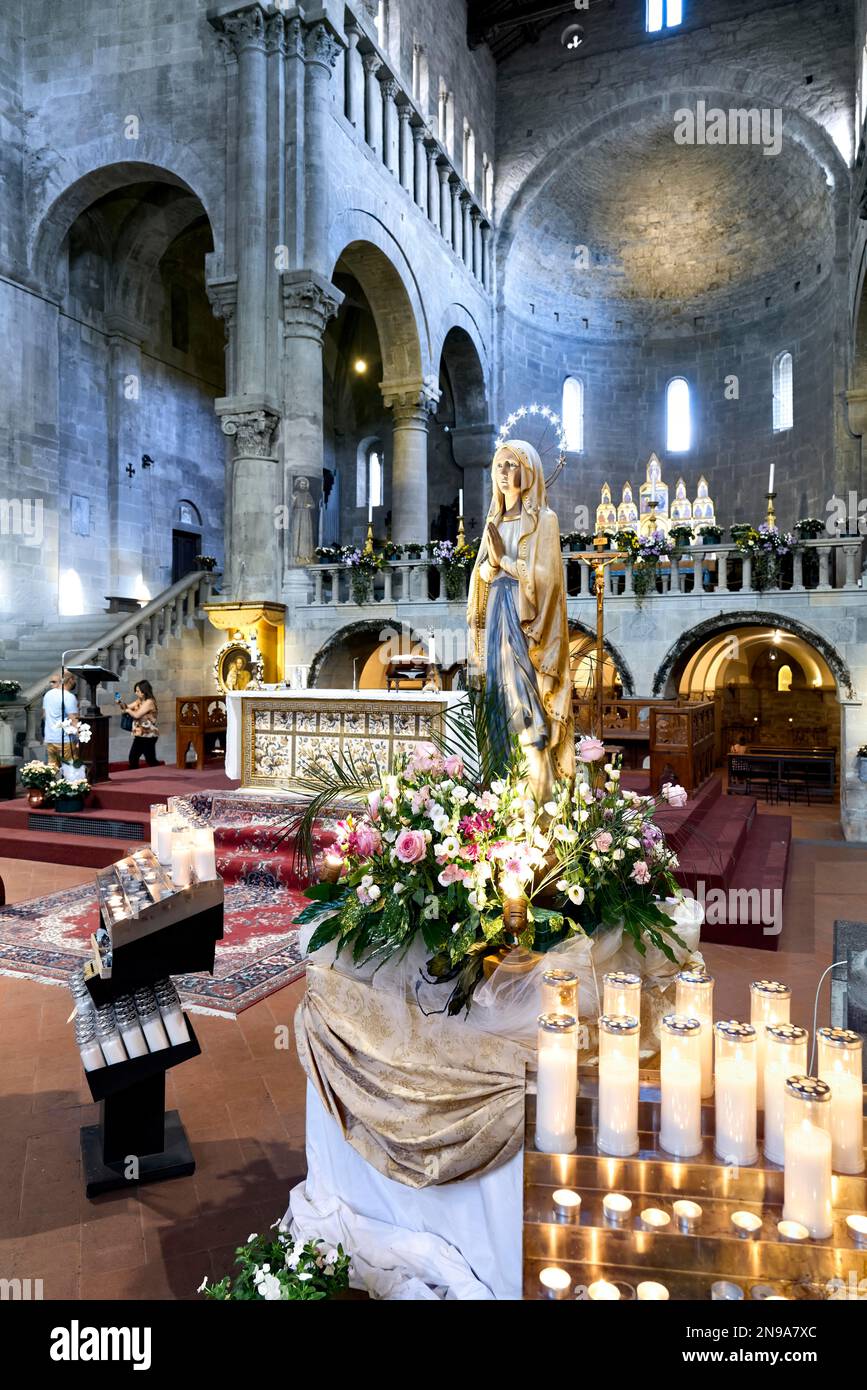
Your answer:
[467,440,575,805]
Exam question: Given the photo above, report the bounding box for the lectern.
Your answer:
[65,663,117,783]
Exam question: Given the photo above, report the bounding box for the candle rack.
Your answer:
[524,1072,867,1300]
[75,849,224,1197]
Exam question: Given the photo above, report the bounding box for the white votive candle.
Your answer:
[763,1024,808,1165]
[712,1281,744,1300]
[603,1192,632,1223]
[141,1012,170,1052]
[535,1014,578,1154]
[673,1199,703,1230]
[171,829,194,888]
[676,969,715,1098]
[817,1028,865,1175]
[731,1211,763,1237]
[602,971,641,1019]
[541,968,579,1018]
[192,827,217,882]
[539,1266,571,1299]
[588,1279,620,1300]
[845,1214,867,1247]
[750,979,791,1108]
[660,1014,703,1158]
[777,1220,809,1241]
[154,812,175,865]
[597,1014,640,1157]
[118,1020,148,1059]
[640,1207,671,1230]
[552,1189,582,1222]
[160,1002,190,1047]
[149,803,168,853]
[637,1281,669,1300]
[783,1076,833,1239]
[714,1021,758,1166]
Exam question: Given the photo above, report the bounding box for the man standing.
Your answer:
[43,672,78,770]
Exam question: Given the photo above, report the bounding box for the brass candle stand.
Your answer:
[579,535,627,741]
[363,521,375,556]
[524,1074,867,1301]
[766,492,777,529]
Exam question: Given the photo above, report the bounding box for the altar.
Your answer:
[225,689,465,791]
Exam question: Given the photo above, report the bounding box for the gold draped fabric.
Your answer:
[467,440,575,790]
[295,963,532,1189]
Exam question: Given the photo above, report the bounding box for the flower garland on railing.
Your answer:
[428,539,479,600]
[632,530,673,603]
[296,731,686,1015]
[731,522,793,591]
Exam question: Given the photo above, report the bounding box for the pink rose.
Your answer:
[630,859,651,885]
[438,863,468,886]
[662,783,688,808]
[578,736,606,762]
[409,742,443,775]
[444,754,464,779]
[592,831,613,853]
[394,829,427,864]
[352,824,381,860]
[367,790,381,821]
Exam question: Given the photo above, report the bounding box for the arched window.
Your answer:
[437,78,454,155]
[412,41,429,114]
[666,377,691,452]
[772,351,793,432]
[562,377,584,453]
[463,119,476,191]
[356,438,383,508]
[647,0,683,32]
[482,153,494,212]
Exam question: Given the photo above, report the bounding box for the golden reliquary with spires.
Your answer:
[595,453,716,539]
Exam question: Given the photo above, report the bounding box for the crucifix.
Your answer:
[579,534,627,741]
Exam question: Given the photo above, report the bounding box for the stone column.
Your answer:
[482,223,493,291]
[472,209,483,280]
[303,20,343,271]
[216,5,269,396]
[363,51,382,156]
[221,409,281,600]
[344,22,363,125]
[380,75,400,175]
[451,179,463,260]
[281,271,344,588]
[427,143,441,227]
[461,195,473,268]
[413,125,428,212]
[398,103,414,193]
[105,315,146,594]
[383,385,440,544]
[438,163,452,243]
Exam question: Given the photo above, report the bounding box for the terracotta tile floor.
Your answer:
[0,794,865,1301]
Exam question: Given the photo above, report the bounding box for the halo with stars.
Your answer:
[495,402,568,488]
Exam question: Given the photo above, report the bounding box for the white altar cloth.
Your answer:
[286,1083,523,1301]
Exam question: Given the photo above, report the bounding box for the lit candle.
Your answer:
[783,1076,833,1239]
[602,971,641,1019]
[368,496,373,525]
[149,803,168,853]
[319,851,345,885]
[731,1211,763,1237]
[539,1266,572,1299]
[597,1014,640,1157]
[660,1014,703,1158]
[535,1013,578,1154]
[676,969,714,1098]
[588,1279,620,1301]
[154,811,176,866]
[750,980,791,1108]
[640,1208,671,1230]
[541,968,579,1018]
[673,1199,703,1230]
[763,1023,808,1165]
[637,1281,669,1300]
[603,1192,632,1223]
[458,488,464,517]
[171,828,194,888]
[817,1027,865,1175]
[768,462,775,495]
[191,827,217,882]
[552,1189,582,1222]
[714,1021,758,1166]
[845,1214,867,1247]
[712,1281,744,1300]
[777,1220,809,1241]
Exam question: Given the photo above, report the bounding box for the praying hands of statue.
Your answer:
[486,521,505,566]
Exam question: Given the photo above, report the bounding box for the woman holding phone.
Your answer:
[119,680,160,768]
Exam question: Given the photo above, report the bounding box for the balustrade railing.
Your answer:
[304,538,864,609]
[338,3,492,292]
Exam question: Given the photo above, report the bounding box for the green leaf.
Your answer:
[306,913,344,954]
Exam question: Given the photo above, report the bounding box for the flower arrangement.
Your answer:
[614,527,640,555]
[732,522,793,591]
[200,1225,351,1301]
[631,530,673,603]
[695,522,723,543]
[379,540,404,562]
[47,774,91,804]
[194,555,217,571]
[62,717,91,745]
[794,518,826,539]
[429,539,479,600]
[0,680,21,699]
[669,523,696,548]
[560,530,594,552]
[315,545,342,563]
[403,541,425,558]
[296,728,686,1014]
[342,546,382,604]
[19,760,55,791]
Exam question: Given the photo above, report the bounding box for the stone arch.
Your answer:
[308,618,430,689]
[30,157,222,296]
[651,610,855,701]
[567,618,634,695]
[328,209,433,387]
[439,322,489,428]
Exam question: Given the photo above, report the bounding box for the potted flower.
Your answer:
[19,760,55,807]
[403,542,425,560]
[379,541,403,563]
[794,518,826,540]
[732,522,793,592]
[696,523,723,546]
[315,545,341,563]
[430,538,478,601]
[631,530,673,604]
[669,523,695,551]
[794,518,824,587]
[0,680,21,702]
[194,555,217,571]
[858,745,867,783]
[614,527,640,556]
[343,547,381,604]
[48,773,91,813]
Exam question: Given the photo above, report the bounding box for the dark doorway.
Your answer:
[172,529,200,583]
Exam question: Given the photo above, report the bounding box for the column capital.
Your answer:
[382,379,441,419]
[412,122,427,143]
[362,50,382,76]
[398,101,413,125]
[220,408,280,458]
[281,270,344,339]
[437,160,451,183]
[264,10,286,56]
[206,273,238,329]
[345,21,363,48]
[471,206,482,226]
[304,19,343,70]
[209,4,268,57]
[379,74,400,100]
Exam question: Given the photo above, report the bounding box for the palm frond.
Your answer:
[275,744,382,876]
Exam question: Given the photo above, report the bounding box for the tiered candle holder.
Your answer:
[523,1071,867,1300]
